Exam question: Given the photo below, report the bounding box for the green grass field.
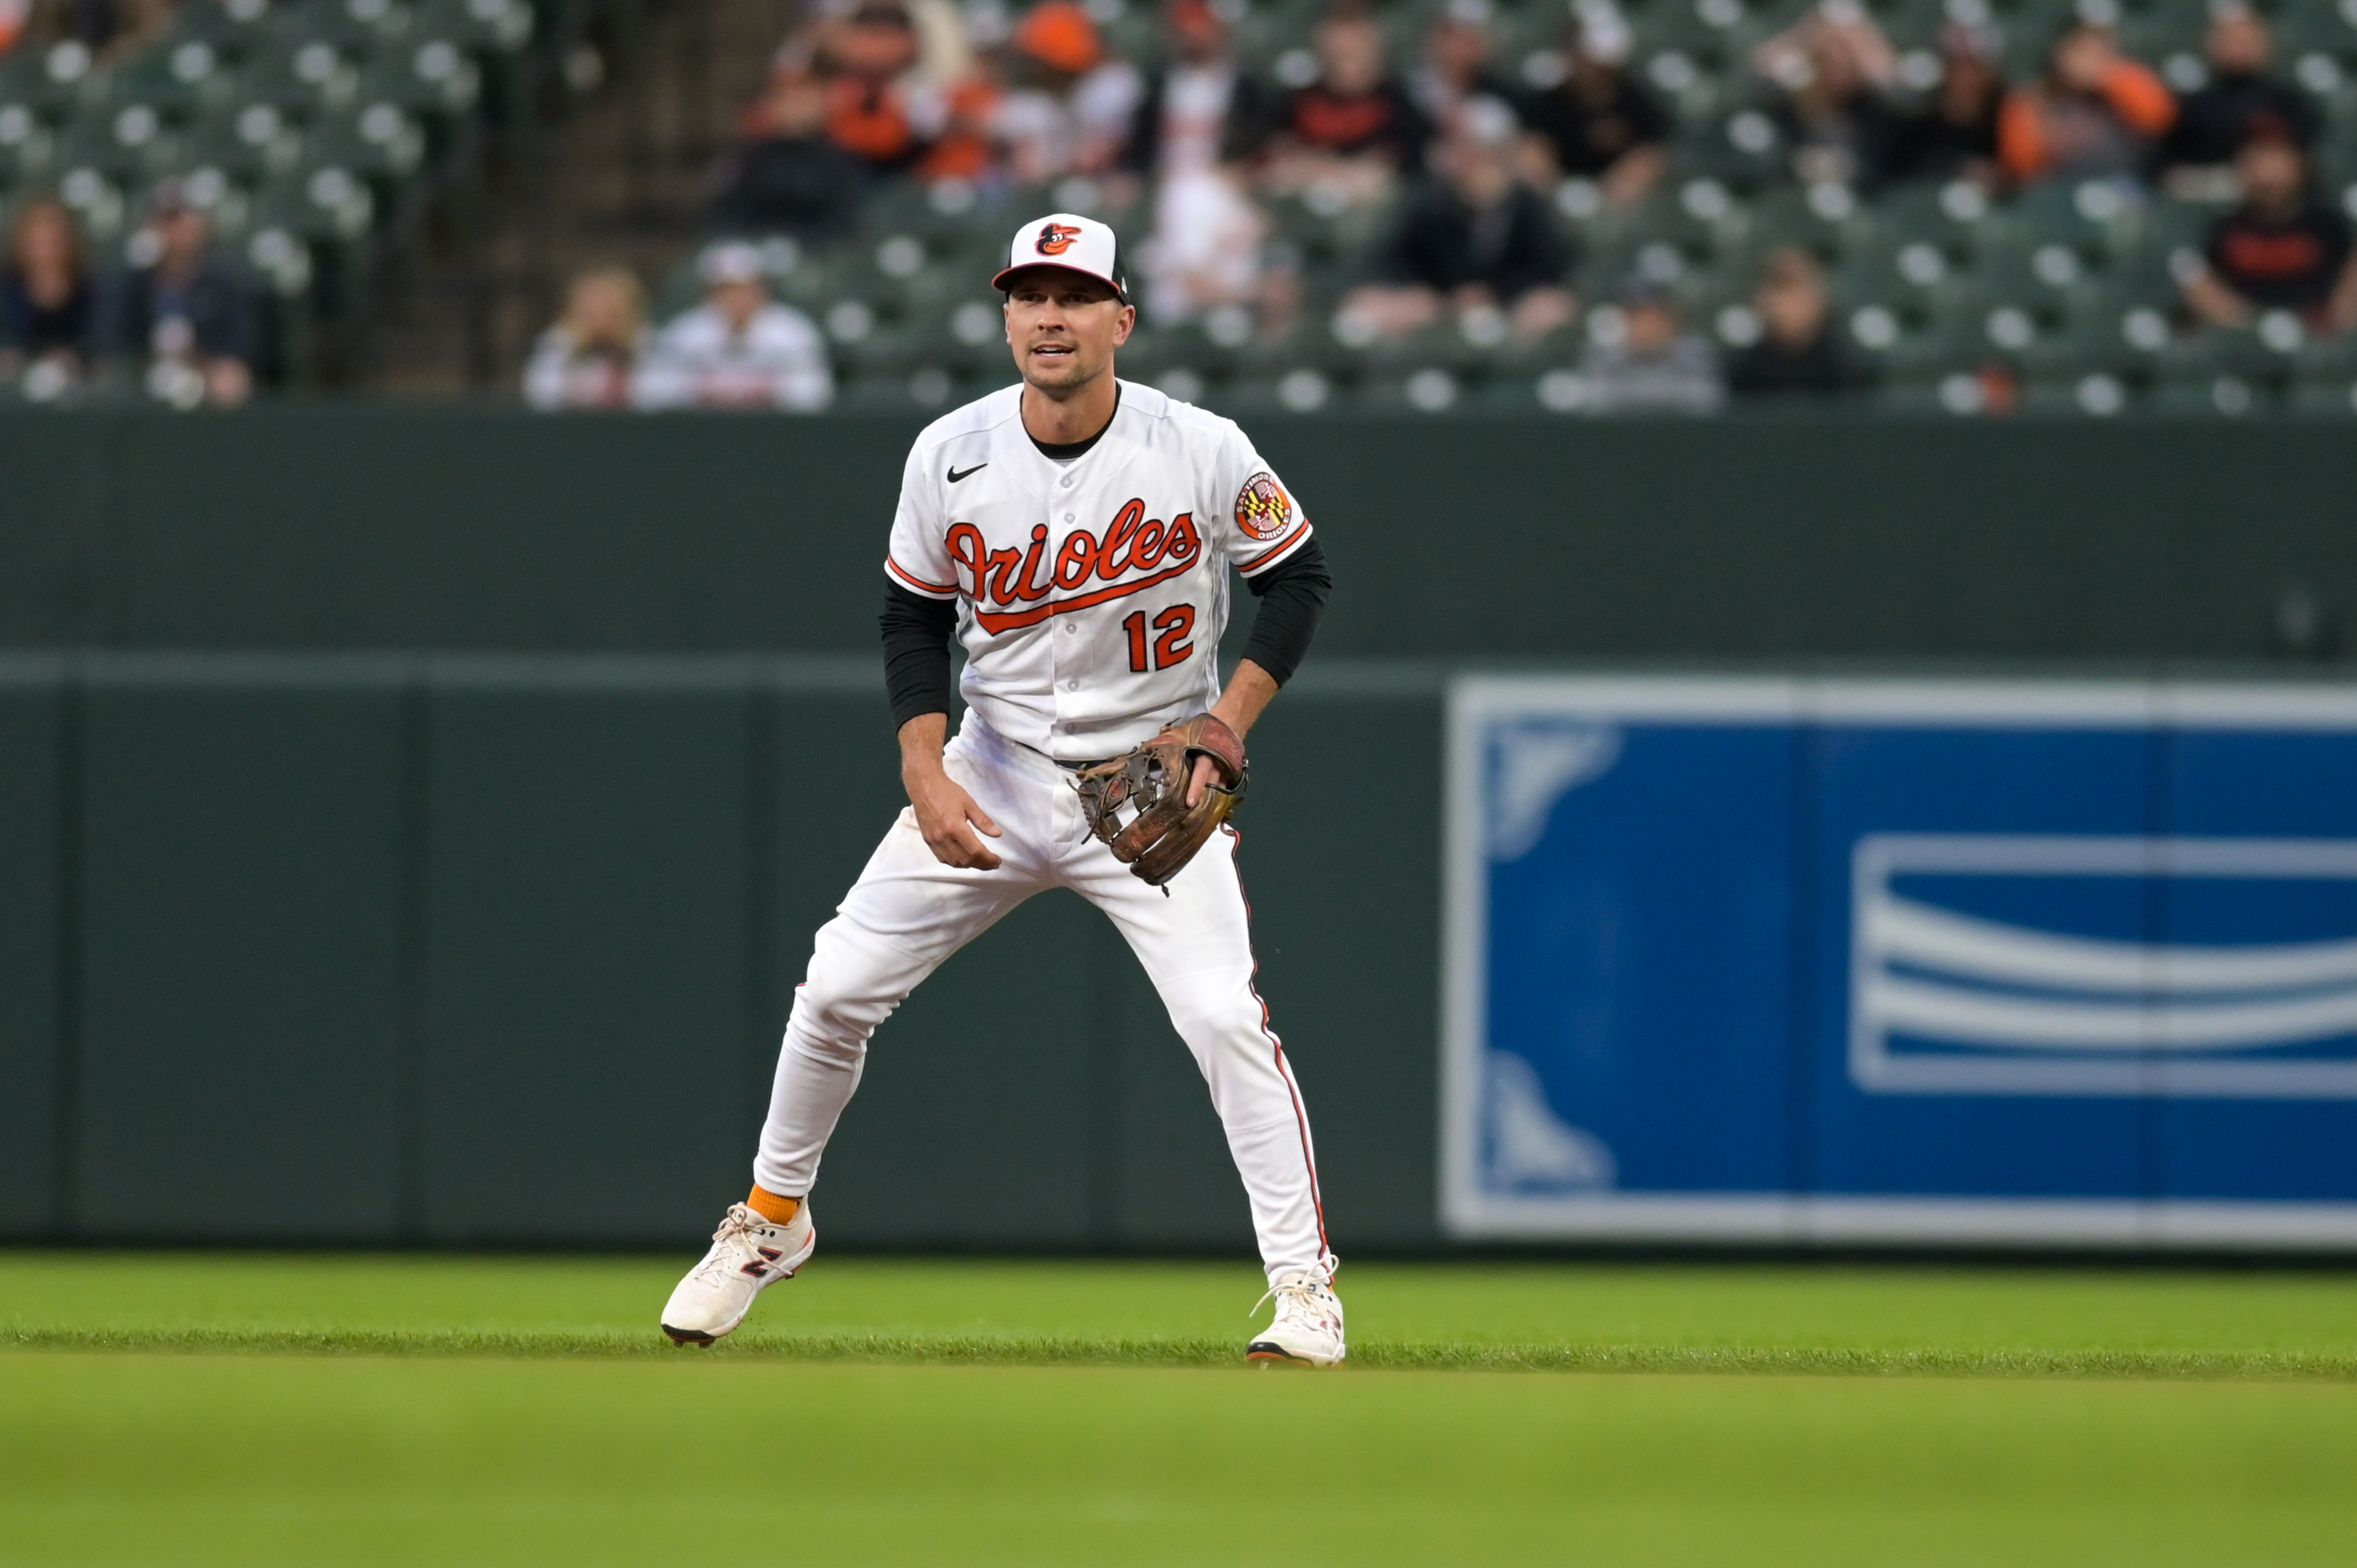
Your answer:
[6,1252,2357,1566]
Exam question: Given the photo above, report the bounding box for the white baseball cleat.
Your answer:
[660,1201,815,1347]
[1247,1269,1346,1369]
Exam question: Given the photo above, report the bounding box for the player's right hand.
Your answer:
[907,770,1004,870]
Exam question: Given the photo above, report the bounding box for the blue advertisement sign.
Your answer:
[1442,678,2357,1248]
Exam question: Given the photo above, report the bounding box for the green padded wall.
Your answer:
[0,660,63,1237]
[6,408,2357,667]
[417,668,761,1244]
[69,661,407,1241]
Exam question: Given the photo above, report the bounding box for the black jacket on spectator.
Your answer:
[107,259,255,364]
[2166,71,2318,168]
[0,272,95,357]
[1119,65,1274,174]
[713,132,871,235]
[1382,181,1571,301]
[1779,92,1905,191]
[2206,199,2353,313]
[1266,80,1430,166]
[1892,94,2001,182]
[1726,329,1875,399]
[1517,69,1669,178]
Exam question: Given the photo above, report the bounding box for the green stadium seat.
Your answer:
[0,41,102,121]
[2289,376,2357,416]
[171,102,301,185]
[2292,329,2357,383]
[412,0,536,56]
[2151,372,2276,417]
[102,37,238,121]
[235,37,364,118]
[1742,182,1873,267]
[46,109,167,187]
[1355,365,1470,413]
[0,103,57,189]
[166,0,280,65]
[2018,372,2138,419]
[1671,111,1784,191]
[1874,372,1999,416]
[351,38,483,119]
[2275,1,2357,66]
[302,102,428,187]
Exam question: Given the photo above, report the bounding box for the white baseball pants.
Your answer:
[753,716,1333,1285]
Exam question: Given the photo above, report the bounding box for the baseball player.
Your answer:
[660,213,1343,1366]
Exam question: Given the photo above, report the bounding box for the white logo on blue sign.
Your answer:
[1851,834,2357,1099]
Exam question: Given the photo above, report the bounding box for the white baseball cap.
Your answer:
[990,213,1127,299]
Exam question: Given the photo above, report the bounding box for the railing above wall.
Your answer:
[4,405,2356,663]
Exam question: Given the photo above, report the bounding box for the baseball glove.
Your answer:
[1073,714,1249,887]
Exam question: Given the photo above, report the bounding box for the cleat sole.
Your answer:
[1246,1341,1341,1369]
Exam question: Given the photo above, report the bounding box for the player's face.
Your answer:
[1002,269,1135,396]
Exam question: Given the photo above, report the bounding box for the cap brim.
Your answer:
[991,260,1126,299]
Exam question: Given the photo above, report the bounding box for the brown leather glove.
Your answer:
[1072,713,1249,887]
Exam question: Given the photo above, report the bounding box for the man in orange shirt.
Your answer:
[1997,22,2175,188]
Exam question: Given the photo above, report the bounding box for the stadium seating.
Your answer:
[9,0,2357,408]
[0,0,582,386]
[636,0,2357,416]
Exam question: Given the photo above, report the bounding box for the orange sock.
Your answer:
[746,1185,801,1226]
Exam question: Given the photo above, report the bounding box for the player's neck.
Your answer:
[1019,374,1119,448]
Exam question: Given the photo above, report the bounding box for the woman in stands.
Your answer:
[523,267,650,411]
[0,196,96,395]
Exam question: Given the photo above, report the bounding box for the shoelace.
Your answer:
[688,1205,765,1285]
[1252,1274,1336,1327]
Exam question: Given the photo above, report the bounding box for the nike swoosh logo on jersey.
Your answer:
[948,463,988,483]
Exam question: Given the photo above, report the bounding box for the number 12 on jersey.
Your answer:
[1122,605,1196,673]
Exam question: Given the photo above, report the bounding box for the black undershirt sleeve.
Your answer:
[1238,536,1333,688]
[881,581,957,732]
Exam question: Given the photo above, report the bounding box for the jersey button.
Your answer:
[1060,476,1074,487]
[1066,680,1080,691]
[1063,513,1074,522]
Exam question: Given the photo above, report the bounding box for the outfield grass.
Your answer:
[5,1254,2357,1565]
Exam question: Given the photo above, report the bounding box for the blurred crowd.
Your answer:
[9,0,2339,414]
[4,175,255,405]
[514,0,2357,414]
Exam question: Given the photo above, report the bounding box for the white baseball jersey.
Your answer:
[885,380,1313,761]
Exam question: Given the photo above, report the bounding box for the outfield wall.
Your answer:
[0,654,1443,1253]
[5,407,2357,662]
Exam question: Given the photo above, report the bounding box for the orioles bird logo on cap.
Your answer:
[1035,221,1084,256]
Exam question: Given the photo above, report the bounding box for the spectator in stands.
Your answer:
[915,62,1007,185]
[523,267,648,411]
[2163,4,2316,194]
[633,242,833,411]
[0,0,30,57]
[1891,23,2003,188]
[1754,1,1903,191]
[1997,22,2175,190]
[813,1,929,171]
[2183,132,2357,335]
[1725,246,1873,400]
[1252,1,1428,206]
[1341,99,1575,342]
[105,179,252,407]
[992,0,1141,183]
[1576,283,1721,414]
[717,65,871,234]
[1513,12,1668,208]
[1407,0,1517,135]
[0,195,95,393]
[1119,0,1268,182]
